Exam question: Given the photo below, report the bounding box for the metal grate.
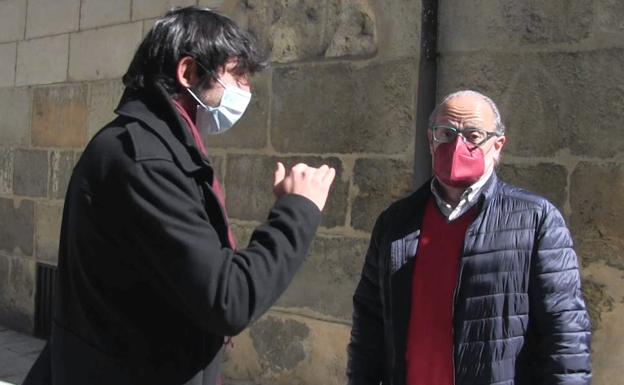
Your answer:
[34,263,57,339]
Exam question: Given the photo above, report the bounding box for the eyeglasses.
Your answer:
[431,125,503,147]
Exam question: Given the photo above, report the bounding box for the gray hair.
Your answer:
[428,90,506,134]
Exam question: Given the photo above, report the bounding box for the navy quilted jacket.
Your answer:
[347,173,591,385]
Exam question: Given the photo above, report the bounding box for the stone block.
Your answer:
[80,0,132,29]
[0,198,34,257]
[225,155,347,228]
[0,87,31,146]
[14,149,48,198]
[16,34,69,86]
[35,202,63,264]
[0,43,16,87]
[570,162,624,270]
[48,151,79,200]
[0,0,26,43]
[230,0,377,63]
[224,312,350,385]
[375,0,420,59]
[0,255,36,334]
[69,22,143,81]
[87,79,125,139]
[272,60,415,154]
[26,0,80,38]
[539,49,624,158]
[438,0,592,52]
[230,223,255,249]
[198,0,226,9]
[32,84,88,148]
[132,0,197,20]
[596,0,624,32]
[205,72,269,150]
[497,163,568,211]
[0,148,14,196]
[142,18,159,37]
[276,235,368,320]
[352,158,414,231]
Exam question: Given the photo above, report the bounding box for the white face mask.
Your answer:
[187,78,252,135]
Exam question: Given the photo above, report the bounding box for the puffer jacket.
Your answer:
[347,173,591,385]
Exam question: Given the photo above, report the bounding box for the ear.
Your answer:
[494,135,506,151]
[427,129,434,155]
[176,56,199,89]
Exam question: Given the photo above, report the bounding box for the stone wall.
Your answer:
[1,1,622,385]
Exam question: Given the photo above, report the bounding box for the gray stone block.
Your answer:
[0,42,16,88]
[132,0,196,20]
[0,0,26,43]
[205,72,269,150]
[497,163,568,211]
[225,154,347,228]
[250,315,309,372]
[35,202,63,265]
[352,158,414,231]
[80,0,132,29]
[48,151,79,200]
[0,256,35,334]
[0,148,14,196]
[0,87,32,147]
[87,79,125,139]
[0,199,34,257]
[276,235,368,320]
[596,0,624,33]
[13,149,48,198]
[16,34,69,86]
[570,162,624,270]
[26,0,79,38]
[272,60,415,154]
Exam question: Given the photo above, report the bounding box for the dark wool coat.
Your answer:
[24,84,322,385]
[347,174,591,385]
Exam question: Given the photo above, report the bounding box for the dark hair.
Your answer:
[123,6,266,96]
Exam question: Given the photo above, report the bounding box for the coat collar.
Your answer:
[114,83,211,175]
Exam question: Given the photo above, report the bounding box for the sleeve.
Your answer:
[117,159,322,336]
[529,204,592,385]
[347,214,386,385]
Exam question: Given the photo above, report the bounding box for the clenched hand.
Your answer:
[273,162,336,211]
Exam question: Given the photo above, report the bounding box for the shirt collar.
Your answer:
[430,168,493,221]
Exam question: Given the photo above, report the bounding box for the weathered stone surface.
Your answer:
[16,34,69,86]
[225,155,348,228]
[69,22,143,81]
[375,0,420,59]
[206,72,269,150]
[0,256,35,334]
[0,149,14,196]
[230,223,255,249]
[570,162,624,270]
[277,235,368,320]
[13,150,48,198]
[250,315,310,372]
[582,262,624,385]
[272,60,415,154]
[0,0,26,43]
[0,42,16,87]
[439,1,592,52]
[35,202,63,265]
[87,79,125,139]
[48,151,79,200]
[231,0,376,63]
[596,0,624,32]
[80,0,132,29]
[132,0,196,20]
[224,312,350,385]
[32,84,88,148]
[0,198,34,257]
[26,0,80,38]
[352,158,413,231]
[497,163,568,211]
[198,0,227,9]
[539,49,624,158]
[0,87,31,146]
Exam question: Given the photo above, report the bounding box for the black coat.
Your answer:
[24,84,322,385]
[347,174,591,385]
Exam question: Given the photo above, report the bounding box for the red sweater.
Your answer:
[406,198,477,385]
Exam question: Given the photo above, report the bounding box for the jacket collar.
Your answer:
[114,83,210,175]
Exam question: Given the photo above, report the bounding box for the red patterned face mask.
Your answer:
[433,139,485,188]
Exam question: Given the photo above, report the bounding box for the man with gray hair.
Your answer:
[347,90,591,385]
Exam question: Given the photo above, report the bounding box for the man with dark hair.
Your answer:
[24,6,335,385]
[347,90,591,385]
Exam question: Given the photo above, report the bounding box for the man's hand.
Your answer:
[273,162,336,211]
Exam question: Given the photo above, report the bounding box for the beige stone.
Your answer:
[0,42,16,88]
[132,0,197,20]
[0,87,31,146]
[0,0,26,43]
[68,22,143,81]
[35,202,63,265]
[25,0,80,38]
[0,256,36,334]
[375,0,420,59]
[87,79,125,139]
[32,84,88,148]
[0,149,13,196]
[80,0,132,30]
[16,34,69,86]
